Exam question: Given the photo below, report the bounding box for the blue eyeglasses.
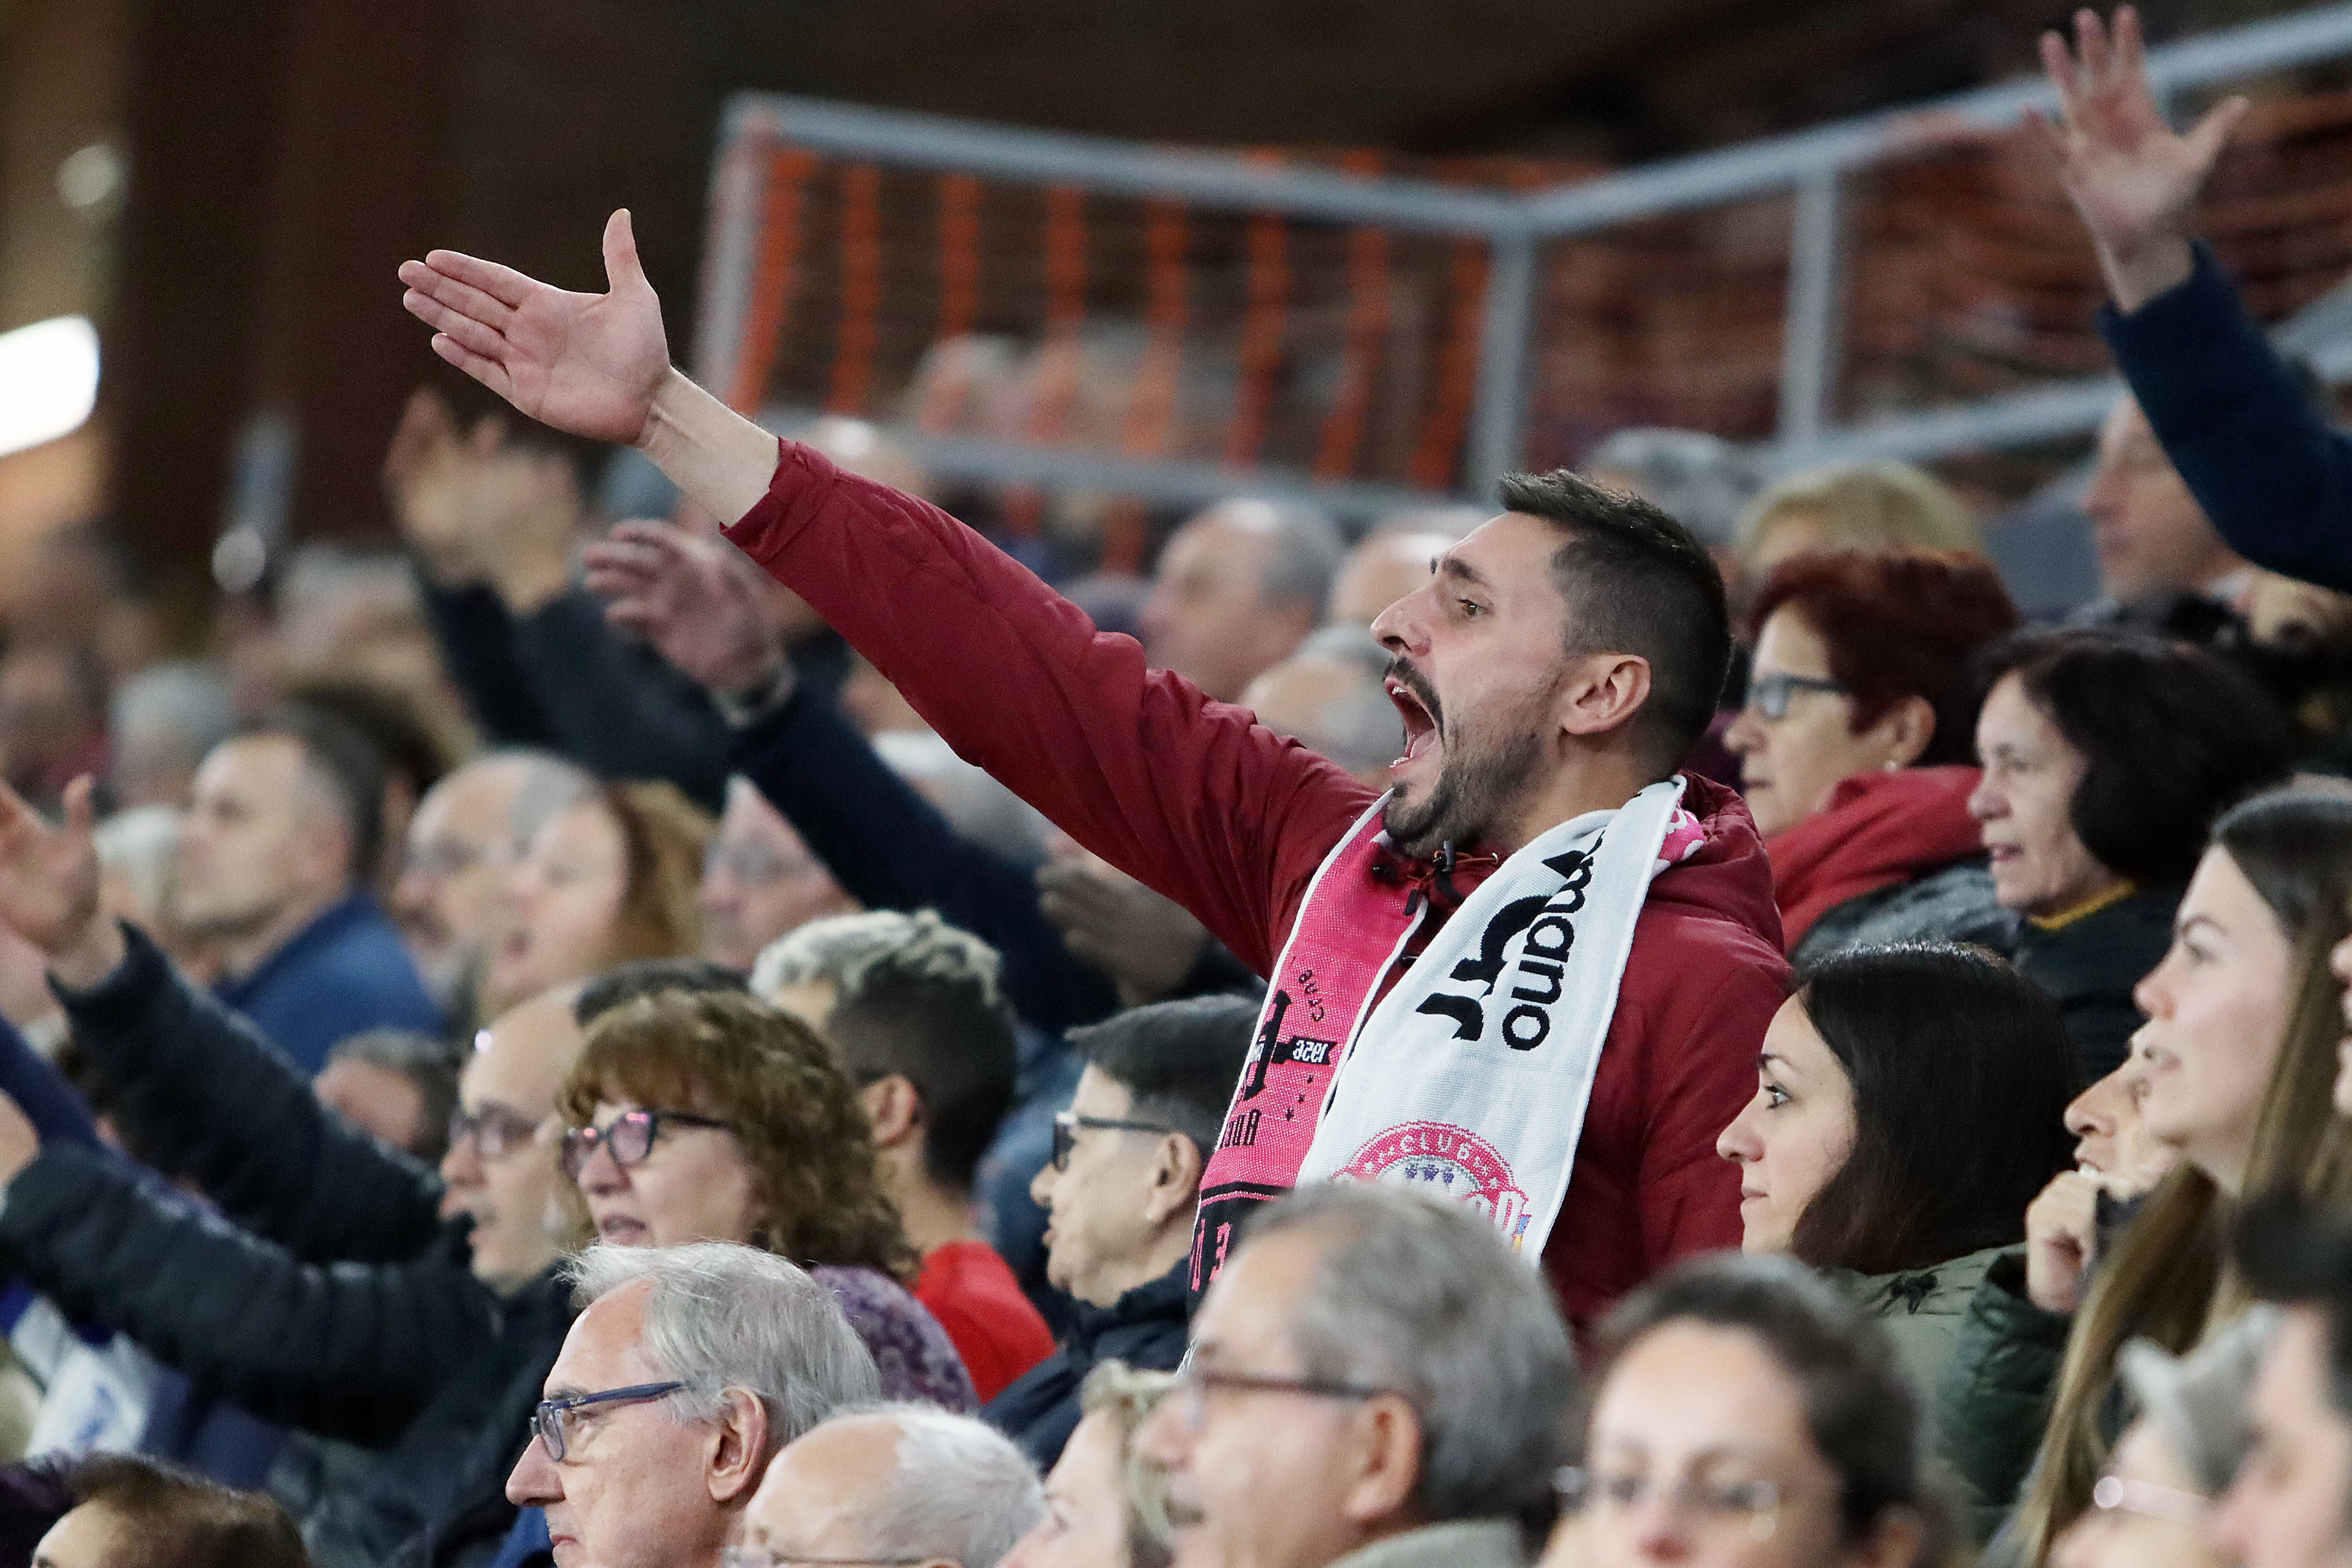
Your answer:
[528,1381,686,1462]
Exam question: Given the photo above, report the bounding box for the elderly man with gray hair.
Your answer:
[1137,1184,1575,1568]
[735,1403,1044,1568]
[505,1242,882,1568]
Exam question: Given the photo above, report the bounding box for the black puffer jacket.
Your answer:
[984,1262,1190,1469]
[2010,884,2181,1082]
[0,927,569,1566]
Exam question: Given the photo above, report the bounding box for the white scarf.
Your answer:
[1293,776,1691,1258]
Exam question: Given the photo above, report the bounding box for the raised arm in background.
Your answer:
[2037,5,2352,590]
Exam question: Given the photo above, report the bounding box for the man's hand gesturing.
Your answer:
[0,778,123,990]
[399,210,671,448]
[585,521,791,703]
[2027,5,2248,311]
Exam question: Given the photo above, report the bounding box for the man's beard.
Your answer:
[1381,700,1546,861]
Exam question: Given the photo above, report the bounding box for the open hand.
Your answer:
[398,210,671,447]
[1037,846,1210,1006]
[2026,6,2248,309]
[383,389,582,601]
[0,779,102,961]
[585,520,789,699]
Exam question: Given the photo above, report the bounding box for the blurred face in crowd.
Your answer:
[488,799,628,1017]
[1032,1066,1196,1308]
[1970,674,2122,919]
[1580,1322,1916,1568]
[2130,845,2294,1195]
[175,735,352,946]
[2050,1416,2222,1568]
[1716,996,1856,1255]
[1327,531,1456,629]
[572,1096,757,1249]
[1141,502,1319,703]
[1242,655,1399,792]
[1137,1224,1421,1568]
[2064,1056,2177,1190]
[2084,398,2241,609]
[508,1279,760,1568]
[1001,1412,1130,1568]
[700,779,858,974]
[394,757,530,1010]
[2210,1306,2352,1568]
[316,1055,433,1155]
[742,1415,913,1568]
[1373,512,1631,861]
[1725,607,1928,839]
[442,989,582,1293]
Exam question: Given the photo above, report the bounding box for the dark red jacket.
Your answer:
[1766,766,1986,952]
[726,444,1791,1332]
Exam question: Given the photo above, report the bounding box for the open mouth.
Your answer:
[595,1213,649,1245]
[1384,672,1440,768]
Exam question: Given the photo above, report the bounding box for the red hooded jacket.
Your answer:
[725,443,1791,1331]
[1766,766,1986,952]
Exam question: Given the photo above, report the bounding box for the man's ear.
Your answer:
[1337,1395,1425,1528]
[705,1387,771,1505]
[859,1074,924,1151]
[1556,654,1654,742]
[1145,1132,1207,1225]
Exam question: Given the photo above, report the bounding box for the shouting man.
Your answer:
[397,214,1788,1328]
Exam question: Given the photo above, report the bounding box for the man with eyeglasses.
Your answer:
[731,1404,1042,1568]
[987,997,1256,1469]
[698,778,860,974]
[1135,1184,1573,1568]
[507,1242,881,1568]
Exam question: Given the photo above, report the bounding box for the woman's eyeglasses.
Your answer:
[559,1108,733,1181]
[1555,1466,1788,1541]
[1741,671,1850,721]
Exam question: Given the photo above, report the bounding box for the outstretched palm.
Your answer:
[2030,6,2246,257]
[398,210,671,447]
[0,779,99,959]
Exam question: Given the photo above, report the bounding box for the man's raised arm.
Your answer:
[399,210,779,524]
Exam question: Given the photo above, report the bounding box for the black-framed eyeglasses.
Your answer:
[449,1104,545,1163]
[559,1109,733,1181]
[1050,1110,1175,1172]
[1741,671,1850,720]
[529,1381,685,1462]
[1168,1348,1396,1432]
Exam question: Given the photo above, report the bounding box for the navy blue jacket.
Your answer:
[215,891,442,1073]
[983,1263,1191,1471]
[2098,240,2352,592]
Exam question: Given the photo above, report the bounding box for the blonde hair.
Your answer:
[1079,1361,1178,1568]
[1736,461,1982,566]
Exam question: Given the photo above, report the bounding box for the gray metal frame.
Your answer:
[700,2,2352,510]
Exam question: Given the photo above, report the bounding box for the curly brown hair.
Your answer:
[560,989,917,1279]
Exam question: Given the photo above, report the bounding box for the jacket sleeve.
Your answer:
[1933,1250,2070,1544]
[1637,952,1786,1272]
[508,590,733,812]
[53,927,445,1266]
[0,1144,495,1443]
[730,689,1121,1034]
[2098,240,2352,592]
[416,576,565,750]
[722,444,1376,977]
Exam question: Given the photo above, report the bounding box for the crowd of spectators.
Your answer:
[17,7,2352,1568]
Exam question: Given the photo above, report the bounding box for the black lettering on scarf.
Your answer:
[1414,850,1594,1050]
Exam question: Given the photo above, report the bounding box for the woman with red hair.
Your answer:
[1726,550,2021,962]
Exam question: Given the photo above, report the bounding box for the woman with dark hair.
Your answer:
[1977,789,2352,1564]
[1970,627,2295,1079]
[1560,1250,1945,1568]
[1716,943,2077,1395]
[556,987,975,1410]
[1726,550,2021,962]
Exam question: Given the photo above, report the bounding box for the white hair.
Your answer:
[752,909,1004,1013]
[569,1242,880,1449]
[832,1403,1043,1568]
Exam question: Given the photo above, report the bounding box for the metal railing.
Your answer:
[698,2,2352,509]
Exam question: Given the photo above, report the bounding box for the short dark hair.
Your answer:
[1592,1252,1945,1553]
[67,1453,310,1568]
[1748,550,2020,767]
[1975,628,2297,887]
[1069,995,1259,1159]
[825,970,1018,1193]
[325,1028,463,1161]
[1789,943,2078,1275]
[2237,1191,2352,1419]
[237,700,388,886]
[282,674,459,804]
[575,959,750,1027]
[1498,469,1732,773]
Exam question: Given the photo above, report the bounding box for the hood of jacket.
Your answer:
[1766,766,1985,950]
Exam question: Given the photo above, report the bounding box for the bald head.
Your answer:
[747,1407,1043,1568]
[1140,499,1342,701]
